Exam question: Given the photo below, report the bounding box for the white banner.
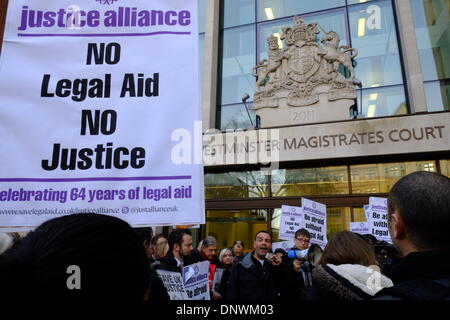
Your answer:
[364,204,370,221]
[301,198,327,248]
[368,197,392,243]
[157,270,188,300]
[350,222,370,235]
[279,205,303,240]
[182,260,210,300]
[0,0,204,227]
[211,268,223,294]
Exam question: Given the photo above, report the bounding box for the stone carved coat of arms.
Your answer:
[252,17,360,110]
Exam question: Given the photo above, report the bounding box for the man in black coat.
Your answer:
[226,231,281,300]
[159,229,194,273]
[278,228,309,300]
[374,171,450,300]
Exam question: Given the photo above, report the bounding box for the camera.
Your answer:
[265,253,275,262]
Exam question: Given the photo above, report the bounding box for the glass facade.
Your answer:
[218,0,409,129]
[350,160,437,193]
[220,25,256,105]
[257,0,346,21]
[206,159,448,242]
[411,0,450,111]
[206,160,442,199]
[205,171,269,199]
[440,159,450,177]
[207,209,268,250]
[271,166,349,197]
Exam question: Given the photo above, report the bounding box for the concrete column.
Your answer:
[395,0,428,113]
[201,0,220,131]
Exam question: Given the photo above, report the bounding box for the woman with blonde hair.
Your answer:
[216,247,234,299]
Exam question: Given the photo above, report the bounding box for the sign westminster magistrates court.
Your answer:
[0,0,205,227]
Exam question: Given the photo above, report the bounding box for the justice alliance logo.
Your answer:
[96,0,118,5]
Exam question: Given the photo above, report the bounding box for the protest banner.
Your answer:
[301,198,327,248]
[211,268,224,294]
[364,205,370,221]
[157,270,188,300]
[279,205,303,240]
[0,0,204,227]
[182,260,210,300]
[271,240,295,253]
[368,197,392,243]
[350,222,370,235]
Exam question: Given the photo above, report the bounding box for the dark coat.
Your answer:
[148,266,170,301]
[226,251,281,300]
[190,249,222,268]
[159,251,183,273]
[218,267,232,299]
[374,249,450,300]
[278,253,306,300]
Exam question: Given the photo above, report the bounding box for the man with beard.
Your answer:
[159,229,194,273]
[227,231,281,300]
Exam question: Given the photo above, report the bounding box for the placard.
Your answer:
[350,222,370,235]
[182,260,210,300]
[368,197,392,243]
[156,270,189,300]
[0,0,204,227]
[279,205,303,240]
[271,240,295,252]
[301,198,327,248]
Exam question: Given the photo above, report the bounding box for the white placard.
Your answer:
[350,222,370,235]
[182,260,210,300]
[368,197,392,243]
[271,240,295,253]
[0,0,204,227]
[157,270,189,300]
[279,205,303,240]
[301,198,327,248]
[364,205,370,221]
[211,268,224,294]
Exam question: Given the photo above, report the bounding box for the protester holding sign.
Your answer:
[159,229,194,273]
[217,247,234,300]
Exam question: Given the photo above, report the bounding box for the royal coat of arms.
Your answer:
[252,17,360,126]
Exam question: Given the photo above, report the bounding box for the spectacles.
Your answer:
[295,238,310,243]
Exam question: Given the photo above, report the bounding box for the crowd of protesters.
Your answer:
[0,171,449,300]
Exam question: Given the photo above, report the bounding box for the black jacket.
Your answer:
[218,267,232,299]
[278,252,306,300]
[190,249,222,268]
[374,249,450,300]
[158,252,183,273]
[226,251,281,300]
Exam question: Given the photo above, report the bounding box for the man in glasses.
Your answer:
[279,228,311,300]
